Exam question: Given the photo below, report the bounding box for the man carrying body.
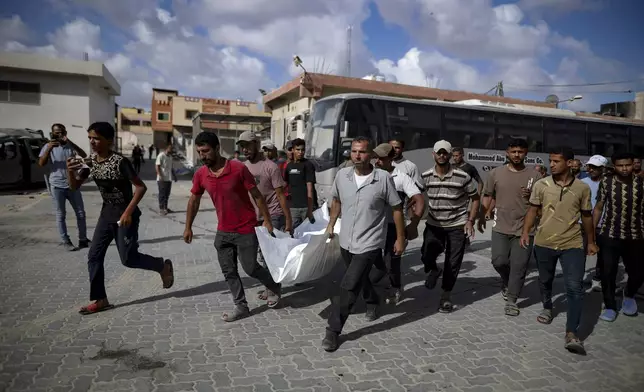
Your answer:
[521,146,597,355]
[156,144,175,215]
[236,130,292,297]
[373,143,425,305]
[184,132,282,321]
[480,139,541,316]
[285,138,316,228]
[422,141,480,313]
[581,155,607,292]
[322,137,406,352]
[38,123,89,251]
[593,152,644,322]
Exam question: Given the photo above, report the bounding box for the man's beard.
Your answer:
[435,159,449,167]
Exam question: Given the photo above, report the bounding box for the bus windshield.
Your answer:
[305,98,343,171]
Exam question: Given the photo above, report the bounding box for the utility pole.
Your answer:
[346,25,352,77]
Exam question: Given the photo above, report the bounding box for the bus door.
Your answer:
[0,138,24,185]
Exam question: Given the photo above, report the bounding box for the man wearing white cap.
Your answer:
[421,140,480,313]
[581,155,607,292]
[262,142,278,163]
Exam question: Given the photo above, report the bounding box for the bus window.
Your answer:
[495,113,543,152]
[589,123,628,157]
[443,109,495,149]
[306,98,344,170]
[343,98,387,142]
[386,102,440,150]
[544,119,587,155]
[631,127,644,158]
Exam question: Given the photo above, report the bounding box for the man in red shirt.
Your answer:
[183,132,281,321]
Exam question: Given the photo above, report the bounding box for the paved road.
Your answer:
[1,170,643,392]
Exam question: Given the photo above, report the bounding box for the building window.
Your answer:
[142,121,152,127]
[185,110,198,120]
[0,80,41,105]
[157,112,170,121]
[122,118,141,126]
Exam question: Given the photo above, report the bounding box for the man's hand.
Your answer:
[325,223,335,238]
[183,228,193,244]
[520,232,530,249]
[285,221,294,237]
[587,242,599,256]
[464,221,475,239]
[49,140,61,148]
[307,212,316,224]
[405,224,418,241]
[118,213,132,228]
[394,237,406,256]
[263,219,274,234]
[66,157,82,171]
[520,186,531,199]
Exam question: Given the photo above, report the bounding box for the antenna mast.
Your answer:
[346,25,352,77]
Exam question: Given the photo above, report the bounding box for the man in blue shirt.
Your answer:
[581,155,607,292]
[39,123,89,251]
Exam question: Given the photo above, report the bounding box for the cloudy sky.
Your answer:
[1,0,643,112]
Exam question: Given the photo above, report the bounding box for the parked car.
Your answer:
[0,128,49,187]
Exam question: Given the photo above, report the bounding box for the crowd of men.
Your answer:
[40,122,644,356]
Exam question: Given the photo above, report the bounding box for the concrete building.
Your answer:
[116,106,153,155]
[262,73,557,149]
[151,88,270,165]
[0,52,120,152]
[597,92,644,120]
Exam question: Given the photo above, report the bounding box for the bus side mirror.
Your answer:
[340,121,348,138]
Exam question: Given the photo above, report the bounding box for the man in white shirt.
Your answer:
[389,139,423,189]
[156,144,175,215]
[373,143,425,304]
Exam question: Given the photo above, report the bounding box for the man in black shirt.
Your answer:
[593,152,644,322]
[284,138,316,228]
[66,122,174,315]
[452,147,483,194]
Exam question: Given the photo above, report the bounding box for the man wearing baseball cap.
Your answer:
[421,140,480,313]
[581,155,607,293]
[262,142,278,163]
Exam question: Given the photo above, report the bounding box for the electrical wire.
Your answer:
[505,77,644,88]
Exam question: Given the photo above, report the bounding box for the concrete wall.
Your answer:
[0,68,92,151]
[636,92,644,121]
[88,79,117,146]
[269,96,312,148]
[172,96,202,127]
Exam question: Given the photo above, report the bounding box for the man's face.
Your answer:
[264,147,277,160]
[293,145,305,161]
[197,144,218,166]
[435,149,450,166]
[239,141,258,159]
[51,126,66,143]
[587,164,603,179]
[613,158,634,178]
[570,160,581,176]
[549,154,571,175]
[286,148,293,161]
[389,141,403,159]
[375,154,392,171]
[506,147,527,165]
[452,151,464,165]
[233,152,240,159]
[633,158,641,172]
[351,141,371,168]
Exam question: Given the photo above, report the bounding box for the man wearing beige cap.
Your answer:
[262,142,278,163]
[421,140,479,313]
[373,143,425,304]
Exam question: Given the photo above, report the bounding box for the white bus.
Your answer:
[304,93,644,205]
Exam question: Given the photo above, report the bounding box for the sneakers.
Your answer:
[386,289,403,305]
[622,297,638,316]
[599,309,617,322]
[501,287,508,301]
[365,305,379,322]
[321,330,339,352]
[62,241,78,252]
[78,239,91,249]
[424,268,442,290]
[438,291,454,313]
[591,279,602,292]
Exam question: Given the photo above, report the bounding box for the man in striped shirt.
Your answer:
[421,140,480,313]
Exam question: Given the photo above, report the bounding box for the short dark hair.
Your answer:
[195,132,220,148]
[549,146,574,161]
[51,123,66,133]
[233,150,240,154]
[352,136,373,150]
[507,138,529,149]
[452,147,464,154]
[389,138,405,148]
[611,151,635,164]
[88,122,115,140]
[292,138,305,148]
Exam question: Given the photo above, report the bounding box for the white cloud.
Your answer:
[0,15,32,46]
[518,0,605,15]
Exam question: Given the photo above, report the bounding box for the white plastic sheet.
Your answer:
[255,202,342,284]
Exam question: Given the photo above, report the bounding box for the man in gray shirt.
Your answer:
[38,123,89,251]
[322,136,406,352]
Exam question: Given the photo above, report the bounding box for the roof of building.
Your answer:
[194,113,272,125]
[152,87,179,94]
[263,72,556,109]
[0,51,120,95]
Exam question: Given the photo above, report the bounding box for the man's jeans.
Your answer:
[327,248,384,334]
[214,231,281,309]
[421,224,467,292]
[491,231,533,302]
[600,236,644,310]
[51,186,88,243]
[290,207,309,229]
[87,212,164,300]
[534,246,586,334]
[256,215,286,267]
[157,181,172,210]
